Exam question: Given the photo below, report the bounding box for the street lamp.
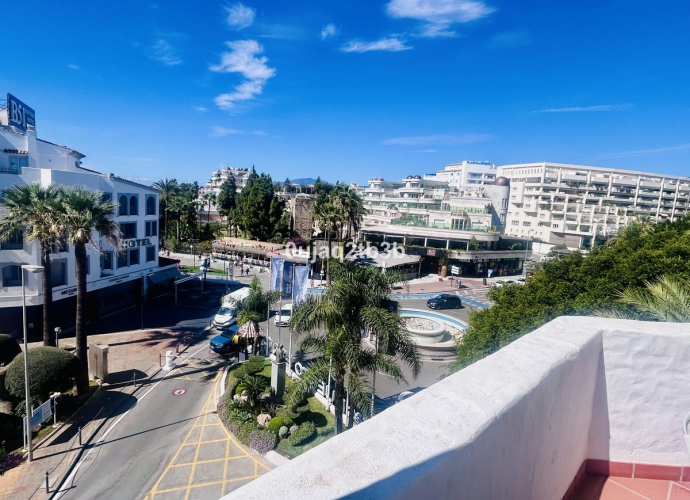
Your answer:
[21,264,44,462]
[190,244,195,269]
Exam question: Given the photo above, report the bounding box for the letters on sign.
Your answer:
[123,238,151,248]
[7,94,36,132]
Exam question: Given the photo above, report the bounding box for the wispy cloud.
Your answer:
[384,133,490,146]
[411,149,437,153]
[387,0,495,37]
[149,38,182,66]
[194,106,208,112]
[489,30,531,48]
[68,63,81,70]
[210,127,267,137]
[225,2,255,30]
[210,40,276,110]
[341,37,412,53]
[321,23,338,40]
[602,143,690,159]
[536,104,632,113]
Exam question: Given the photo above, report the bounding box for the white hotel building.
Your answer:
[498,162,690,247]
[0,94,172,340]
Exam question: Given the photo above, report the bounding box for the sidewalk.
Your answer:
[2,326,203,500]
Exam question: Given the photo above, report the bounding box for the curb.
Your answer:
[216,361,237,410]
[32,382,104,452]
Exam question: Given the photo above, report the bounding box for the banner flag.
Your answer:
[270,258,284,292]
[293,265,310,304]
[282,261,294,299]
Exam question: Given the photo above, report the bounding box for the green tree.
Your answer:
[236,375,266,407]
[0,183,63,346]
[56,188,120,393]
[153,178,178,241]
[236,277,280,322]
[599,275,690,322]
[467,236,480,251]
[202,192,217,224]
[289,260,421,434]
[234,168,287,241]
[450,218,690,372]
[216,176,237,232]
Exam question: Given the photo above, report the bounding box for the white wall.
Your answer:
[221,317,690,500]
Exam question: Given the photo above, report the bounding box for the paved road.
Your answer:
[53,339,237,500]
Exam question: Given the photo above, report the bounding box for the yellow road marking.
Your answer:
[171,456,248,468]
[152,476,258,495]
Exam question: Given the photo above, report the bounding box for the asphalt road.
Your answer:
[55,341,226,500]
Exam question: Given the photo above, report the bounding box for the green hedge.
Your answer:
[244,356,265,376]
[287,421,316,446]
[5,347,80,400]
[267,416,284,433]
[0,335,21,366]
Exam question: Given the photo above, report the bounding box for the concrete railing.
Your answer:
[221,317,690,500]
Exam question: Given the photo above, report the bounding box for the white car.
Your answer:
[516,278,526,285]
[491,280,516,289]
[274,303,293,327]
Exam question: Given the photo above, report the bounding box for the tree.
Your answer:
[467,236,480,251]
[216,176,237,231]
[598,275,690,322]
[236,376,266,407]
[153,178,178,241]
[0,183,63,346]
[236,277,280,322]
[202,192,217,224]
[289,260,421,434]
[449,218,690,372]
[234,168,287,241]
[56,188,120,393]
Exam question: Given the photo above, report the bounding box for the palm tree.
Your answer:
[236,375,266,407]
[314,201,342,285]
[56,188,120,393]
[202,192,217,224]
[236,277,280,322]
[288,260,421,434]
[0,183,63,346]
[153,179,178,242]
[598,275,690,322]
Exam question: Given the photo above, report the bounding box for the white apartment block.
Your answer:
[0,93,169,340]
[498,162,690,247]
[424,160,497,187]
[198,166,250,222]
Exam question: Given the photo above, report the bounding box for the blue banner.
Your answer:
[270,258,284,292]
[282,261,294,299]
[293,265,310,305]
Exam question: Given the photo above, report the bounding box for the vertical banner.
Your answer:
[270,258,284,292]
[282,261,294,299]
[293,265,310,305]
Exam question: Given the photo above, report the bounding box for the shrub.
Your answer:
[288,421,316,446]
[278,426,289,439]
[0,413,21,443]
[232,365,246,380]
[248,427,277,454]
[244,356,265,376]
[0,335,20,366]
[275,409,294,427]
[289,425,299,435]
[5,347,80,400]
[267,416,284,433]
[13,396,43,418]
[0,452,22,476]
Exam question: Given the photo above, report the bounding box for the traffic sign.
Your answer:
[172,388,187,396]
[451,266,460,276]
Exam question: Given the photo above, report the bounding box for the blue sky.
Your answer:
[3,0,689,185]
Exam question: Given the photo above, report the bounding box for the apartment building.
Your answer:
[498,162,690,247]
[423,160,497,187]
[0,93,170,339]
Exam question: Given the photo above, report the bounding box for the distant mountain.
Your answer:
[289,178,316,186]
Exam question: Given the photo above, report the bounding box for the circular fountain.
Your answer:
[400,309,467,359]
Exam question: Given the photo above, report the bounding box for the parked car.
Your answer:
[274,303,293,327]
[516,278,526,285]
[209,325,240,354]
[426,293,462,310]
[491,280,516,288]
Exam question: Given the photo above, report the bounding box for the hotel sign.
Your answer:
[123,238,151,248]
[7,93,35,132]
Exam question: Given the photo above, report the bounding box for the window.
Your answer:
[2,265,21,287]
[52,260,67,287]
[1,229,23,250]
[511,221,519,226]
[129,248,139,266]
[146,196,156,216]
[553,224,560,228]
[146,246,156,262]
[118,195,128,216]
[101,192,112,203]
[145,221,157,237]
[117,251,128,269]
[7,155,28,173]
[101,251,113,271]
[129,196,138,216]
[122,222,137,240]
[523,221,532,226]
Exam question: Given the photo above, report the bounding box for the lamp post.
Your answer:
[190,244,195,269]
[223,243,228,294]
[54,327,61,350]
[21,264,44,462]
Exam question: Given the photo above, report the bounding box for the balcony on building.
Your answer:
[222,317,690,500]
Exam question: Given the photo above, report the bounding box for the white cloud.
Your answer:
[384,133,490,146]
[149,38,182,66]
[195,106,208,112]
[387,0,495,37]
[210,126,267,137]
[321,23,338,40]
[411,149,437,153]
[602,143,690,159]
[68,63,80,70]
[211,40,276,110]
[225,3,255,30]
[341,37,412,53]
[537,104,631,113]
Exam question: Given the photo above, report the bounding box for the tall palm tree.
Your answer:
[153,179,178,242]
[202,192,217,224]
[0,183,63,346]
[56,188,120,393]
[598,275,690,322]
[289,260,421,434]
[314,202,342,285]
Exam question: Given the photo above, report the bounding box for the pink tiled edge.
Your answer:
[563,460,690,499]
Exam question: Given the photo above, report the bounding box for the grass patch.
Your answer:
[277,397,335,458]
[180,265,226,275]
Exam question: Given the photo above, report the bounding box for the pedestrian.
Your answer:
[166,249,170,257]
